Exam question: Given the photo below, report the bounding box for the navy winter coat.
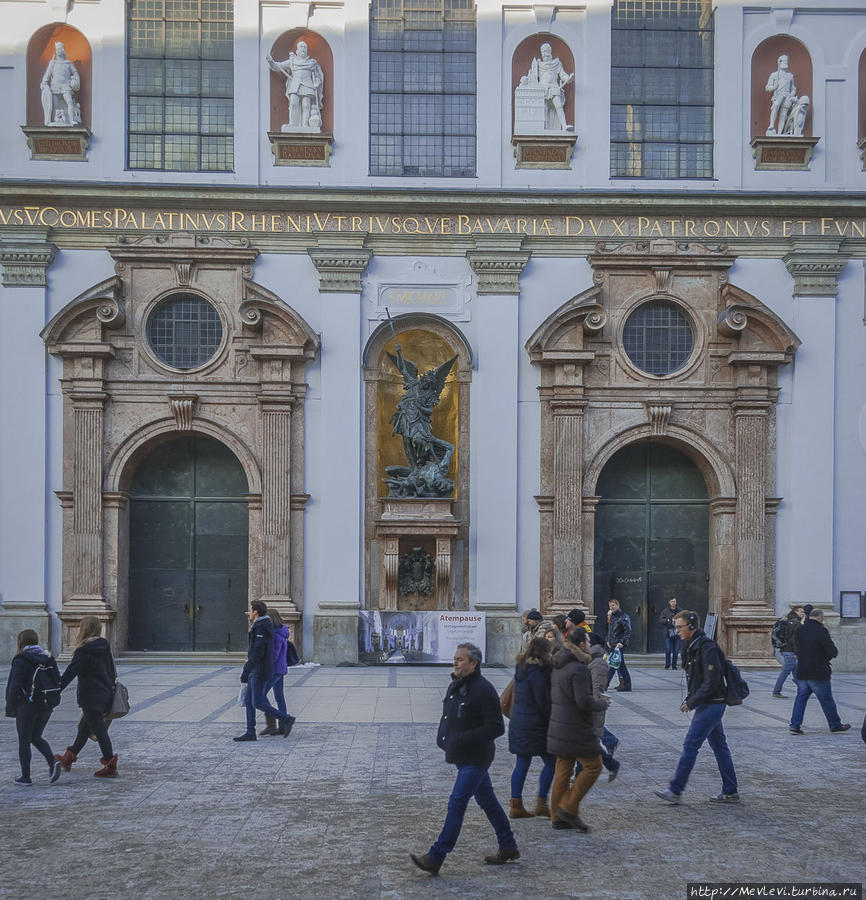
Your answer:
[5,647,59,718]
[682,630,726,708]
[793,618,838,681]
[508,660,552,758]
[241,615,275,683]
[60,637,115,713]
[436,667,504,768]
[606,609,632,651]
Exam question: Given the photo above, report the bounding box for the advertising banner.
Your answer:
[358,610,486,665]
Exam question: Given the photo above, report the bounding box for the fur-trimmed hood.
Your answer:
[553,642,592,669]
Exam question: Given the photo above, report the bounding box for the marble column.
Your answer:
[309,245,371,664]
[551,403,586,615]
[0,234,56,659]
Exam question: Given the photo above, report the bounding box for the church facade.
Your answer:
[1,0,865,669]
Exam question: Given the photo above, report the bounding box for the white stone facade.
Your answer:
[0,0,865,671]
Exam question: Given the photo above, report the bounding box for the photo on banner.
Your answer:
[358,610,486,665]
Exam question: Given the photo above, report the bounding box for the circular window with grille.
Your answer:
[146,294,223,370]
[622,300,695,376]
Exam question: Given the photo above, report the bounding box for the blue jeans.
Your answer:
[606,654,631,690]
[665,634,680,668]
[669,702,738,796]
[265,673,287,717]
[429,764,516,864]
[510,752,555,800]
[790,678,842,731]
[773,651,799,694]
[244,676,286,734]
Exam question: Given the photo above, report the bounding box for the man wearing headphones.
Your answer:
[654,610,739,805]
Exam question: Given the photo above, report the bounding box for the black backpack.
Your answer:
[770,618,788,650]
[29,659,62,709]
[721,653,750,706]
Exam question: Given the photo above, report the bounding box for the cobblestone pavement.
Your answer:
[1,663,864,900]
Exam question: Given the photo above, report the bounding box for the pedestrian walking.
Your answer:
[5,629,62,786]
[234,600,295,741]
[605,598,632,691]
[56,616,119,778]
[789,607,850,735]
[507,636,556,820]
[587,632,620,781]
[772,606,803,698]
[547,629,610,832]
[520,609,544,651]
[259,608,293,737]
[654,611,739,805]
[410,643,518,876]
[658,598,681,670]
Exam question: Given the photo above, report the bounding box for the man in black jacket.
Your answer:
[654,611,739,804]
[789,608,850,735]
[410,643,518,876]
[605,598,632,691]
[659,597,681,670]
[234,600,295,741]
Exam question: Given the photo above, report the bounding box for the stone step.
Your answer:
[118,651,247,666]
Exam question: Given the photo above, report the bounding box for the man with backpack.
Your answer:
[771,606,804,698]
[654,610,740,805]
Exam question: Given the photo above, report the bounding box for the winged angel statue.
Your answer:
[384,323,457,498]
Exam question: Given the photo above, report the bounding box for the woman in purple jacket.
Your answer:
[261,609,294,736]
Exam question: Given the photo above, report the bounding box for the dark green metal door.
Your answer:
[594,443,709,653]
[128,436,249,652]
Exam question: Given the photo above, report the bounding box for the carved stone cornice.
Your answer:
[466,250,530,294]
[783,244,848,297]
[307,248,372,293]
[0,238,57,286]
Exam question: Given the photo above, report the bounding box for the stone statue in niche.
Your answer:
[40,41,81,127]
[764,54,808,136]
[383,316,457,498]
[266,40,324,132]
[514,42,574,134]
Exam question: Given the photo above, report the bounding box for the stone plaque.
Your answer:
[268,131,333,167]
[21,125,90,161]
[750,136,819,171]
[378,283,461,314]
[512,133,576,170]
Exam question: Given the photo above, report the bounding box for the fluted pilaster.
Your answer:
[552,405,585,612]
[259,398,294,602]
[734,406,768,609]
[70,396,106,598]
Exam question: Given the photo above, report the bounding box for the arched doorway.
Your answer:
[128,435,249,652]
[593,442,709,653]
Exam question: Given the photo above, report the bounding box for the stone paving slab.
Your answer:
[0,664,864,900]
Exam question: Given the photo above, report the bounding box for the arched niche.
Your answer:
[511,33,574,134]
[859,48,866,143]
[750,36,812,138]
[27,23,92,129]
[268,30,334,134]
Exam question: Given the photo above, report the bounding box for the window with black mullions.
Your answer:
[610,0,714,179]
[622,301,694,376]
[127,0,234,171]
[147,295,223,369]
[370,0,476,176]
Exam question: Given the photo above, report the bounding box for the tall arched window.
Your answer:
[610,0,714,178]
[369,0,476,176]
[127,0,234,171]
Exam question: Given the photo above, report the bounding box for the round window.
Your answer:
[622,300,695,376]
[146,294,223,370]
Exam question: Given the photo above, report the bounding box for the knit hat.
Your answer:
[566,608,585,625]
[802,604,814,618]
[527,610,543,622]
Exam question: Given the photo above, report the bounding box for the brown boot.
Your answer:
[259,716,279,736]
[94,754,118,778]
[508,798,534,819]
[484,848,520,865]
[54,747,77,772]
[533,797,551,818]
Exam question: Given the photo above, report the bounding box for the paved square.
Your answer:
[2,664,864,899]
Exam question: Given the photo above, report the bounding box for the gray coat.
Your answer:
[547,642,607,759]
[587,644,609,738]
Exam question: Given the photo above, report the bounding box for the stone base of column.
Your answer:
[721,611,777,667]
[0,603,52,664]
[57,596,115,659]
[259,595,302,659]
[476,604,523,667]
[314,604,360,665]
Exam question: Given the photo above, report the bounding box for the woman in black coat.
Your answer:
[507,636,556,819]
[5,629,62,786]
[56,616,119,777]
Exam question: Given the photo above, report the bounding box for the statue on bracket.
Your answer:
[266,40,324,132]
[383,314,457,499]
[514,42,574,134]
[40,41,81,127]
[765,54,807,136]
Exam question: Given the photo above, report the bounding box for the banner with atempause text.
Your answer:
[358,610,486,665]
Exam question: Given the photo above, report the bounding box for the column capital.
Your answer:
[0,235,57,286]
[783,242,848,297]
[307,247,372,293]
[466,250,530,295]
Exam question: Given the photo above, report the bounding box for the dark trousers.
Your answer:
[16,707,54,779]
[664,634,680,668]
[71,707,114,761]
[606,654,632,690]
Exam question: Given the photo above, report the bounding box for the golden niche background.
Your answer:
[376,330,459,499]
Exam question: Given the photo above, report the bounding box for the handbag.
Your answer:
[107,682,130,720]
[500,678,515,718]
